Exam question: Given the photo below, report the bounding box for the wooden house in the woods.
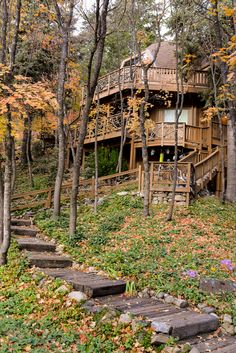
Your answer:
[71,41,227,205]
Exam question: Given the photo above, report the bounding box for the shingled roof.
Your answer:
[145,41,176,69]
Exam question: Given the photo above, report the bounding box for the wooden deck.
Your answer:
[83,66,209,100]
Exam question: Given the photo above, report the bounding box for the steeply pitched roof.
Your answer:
[145,41,176,69]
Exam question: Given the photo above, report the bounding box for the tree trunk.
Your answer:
[69,0,110,237]
[26,113,34,187]
[0,120,13,265]
[0,163,3,245]
[11,138,16,192]
[0,0,8,64]
[53,2,74,219]
[94,92,100,214]
[21,117,32,166]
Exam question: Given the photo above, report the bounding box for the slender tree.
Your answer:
[69,0,110,237]
[52,0,75,219]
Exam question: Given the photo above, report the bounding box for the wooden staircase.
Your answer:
[10,218,236,351]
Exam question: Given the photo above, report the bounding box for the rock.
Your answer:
[119,312,133,325]
[56,284,70,293]
[101,309,118,322]
[151,321,171,334]
[223,314,232,324]
[175,194,186,202]
[221,322,235,335]
[117,191,129,196]
[149,290,156,297]
[180,343,192,353]
[68,291,87,303]
[164,295,175,304]
[201,306,215,314]
[88,266,96,273]
[138,288,150,298]
[189,348,200,353]
[173,298,188,308]
[156,292,165,299]
[97,197,105,205]
[197,303,207,311]
[199,278,236,293]
[151,333,170,345]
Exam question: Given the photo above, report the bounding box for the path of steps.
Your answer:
[11,218,236,352]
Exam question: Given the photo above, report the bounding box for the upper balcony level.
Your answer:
[86,66,209,100]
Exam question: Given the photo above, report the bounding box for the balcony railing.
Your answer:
[93,66,208,98]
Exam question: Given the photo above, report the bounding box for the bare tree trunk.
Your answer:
[0,162,3,245]
[167,35,184,221]
[212,0,236,202]
[21,117,32,166]
[94,91,100,213]
[52,1,74,219]
[11,138,16,192]
[26,113,34,187]
[0,0,8,64]
[0,118,13,265]
[69,0,110,237]
[0,0,21,265]
[116,65,125,173]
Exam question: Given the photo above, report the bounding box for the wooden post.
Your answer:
[46,187,52,208]
[138,164,142,192]
[149,162,154,203]
[207,122,212,153]
[92,176,95,199]
[129,137,134,170]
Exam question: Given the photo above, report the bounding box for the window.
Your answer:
[164,109,189,123]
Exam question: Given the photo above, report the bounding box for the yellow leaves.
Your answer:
[222,5,235,17]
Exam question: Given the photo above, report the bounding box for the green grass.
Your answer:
[0,244,154,353]
[35,194,236,319]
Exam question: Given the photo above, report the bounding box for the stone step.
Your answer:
[11,226,38,237]
[42,268,126,297]
[97,296,219,340]
[26,252,72,268]
[11,219,32,226]
[16,237,56,252]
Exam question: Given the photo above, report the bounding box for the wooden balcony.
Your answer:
[90,66,209,99]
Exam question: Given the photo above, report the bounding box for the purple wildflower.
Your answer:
[221,259,234,271]
[186,270,198,278]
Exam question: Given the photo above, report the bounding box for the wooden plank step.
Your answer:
[11,219,32,226]
[26,252,72,268]
[11,226,38,237]
[42,268,126,297]
[151,311,219,339]
[190,336,236,352]
[16,237,56,252]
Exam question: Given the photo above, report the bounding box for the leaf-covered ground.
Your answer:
[0,245,155,353]
[35,193,236,319]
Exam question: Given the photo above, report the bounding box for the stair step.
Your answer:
[151,311,218,339]
[16,237,56,252]
[11,219,32,226]
[190,336,236,352]
[11,226,38,237]
[97,296,219,340]
[43,268,126,297]
[26,252,72,268]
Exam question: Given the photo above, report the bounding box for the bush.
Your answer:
[83,146,128,178]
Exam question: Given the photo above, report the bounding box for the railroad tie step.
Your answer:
[42,268,126,297]
[189,336,236,352]
[11,219,32,227]
[11,226,38,237]
[16,237,56,252]
[96,296,219,340]
[26,252,73,268]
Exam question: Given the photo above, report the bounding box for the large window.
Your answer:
[164,109,189,123]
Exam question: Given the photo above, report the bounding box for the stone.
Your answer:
[151,333,170,345]
[223,314,233,324]
[56,284,70,293]
[117,191,129,196]
[100,310,118,322]
[173,298,189,308]
[164,295,175,304]
[197,303,207,311]
[189,348,200,353]
[200,278,236,293]
[151,321,171,334]
[181,343,192,353]
[119,312,133,325]
[175,194,186,202]
[221,323,235,336]
[201,306,215,314]
[68,291,88,303]
[157,292,165,299]
[149,290,156,297]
